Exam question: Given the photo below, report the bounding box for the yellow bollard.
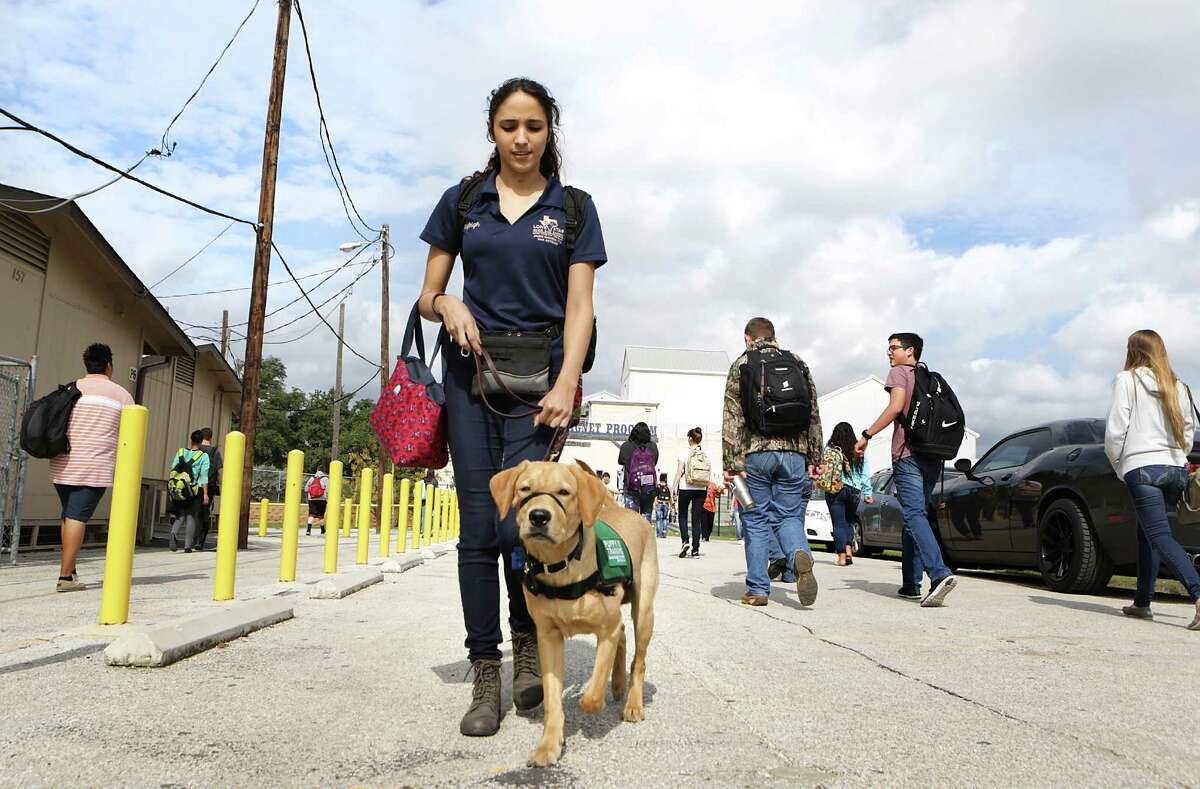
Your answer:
[323,460,343,574]
[433,486,443,545]
[411,482,423,551]
[279,449,305,582]
[258,498,269,537]
[356,467,373,565]
[380,472,394,558]
[342,496,352,538]
[441,488,451,542]
[396,478,412,555]
[452,489,460,539]
[212,431,246,601]
[99,405,149,625]
[423,483,436,547]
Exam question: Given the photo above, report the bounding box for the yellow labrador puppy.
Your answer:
[491,459,659,767]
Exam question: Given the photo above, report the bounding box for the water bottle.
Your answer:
[728,475,755,510]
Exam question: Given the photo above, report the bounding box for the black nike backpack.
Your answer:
[739,347,812,436]
[903,363,966,460]
[20,382,81,459]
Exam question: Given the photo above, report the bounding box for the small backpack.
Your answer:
[625,445,657,493]
[903,363,966,460]
[739,347,812,436]
[20,382,81,459]
[307,475,325,499]
[815,446,847,494]
[167,449,203,503]
[685,446,711,486]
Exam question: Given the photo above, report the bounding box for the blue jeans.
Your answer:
[741,451,813,596]
[732,509,742,540]
[654,502,669,537]
[828,486,857,554]
[1124,465,1200,605]
[892,455,950,584]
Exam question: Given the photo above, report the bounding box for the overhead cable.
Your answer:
[0,107,258,228]
[147,221,239,290]
[156,258,373,299]
[159,0,262,156]
[292,0,380,241]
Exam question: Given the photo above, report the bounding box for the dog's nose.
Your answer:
[528,508,552,528]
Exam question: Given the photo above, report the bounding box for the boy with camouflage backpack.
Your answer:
[167,430,210,553]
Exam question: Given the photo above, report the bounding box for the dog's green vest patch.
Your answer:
[594,519,633,586]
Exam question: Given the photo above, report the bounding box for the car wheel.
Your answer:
[851,520,875,557]
[1038,498,1112,594]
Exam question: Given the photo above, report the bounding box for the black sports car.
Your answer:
[859,419,1200,593]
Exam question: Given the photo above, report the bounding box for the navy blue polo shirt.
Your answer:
[420,172,607,332]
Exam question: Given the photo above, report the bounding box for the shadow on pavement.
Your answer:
[841,578,915,600]
[708,580,809,611]
[1027,595,1125,617]
[131,573,207,586]
[0,643,106,676]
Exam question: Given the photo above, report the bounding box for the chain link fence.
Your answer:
[1,355,36,565]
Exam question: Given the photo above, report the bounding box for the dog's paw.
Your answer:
[579,691,606,715]
[622,700,645,722]
[527,741,562,767]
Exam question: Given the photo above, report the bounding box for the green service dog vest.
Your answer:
[522,519,634,600]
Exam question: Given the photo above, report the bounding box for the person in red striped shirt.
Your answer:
[50,343,134,591]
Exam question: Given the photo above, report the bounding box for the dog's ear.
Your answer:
[570,462,606,527]
[574,458,596,476]
[490,461,529,520]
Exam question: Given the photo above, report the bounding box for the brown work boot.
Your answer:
[460,659,502,737]
[511,630,544,711]
[741,592,768,606]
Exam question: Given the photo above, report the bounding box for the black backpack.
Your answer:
[453,172,599,373]
[20,382,81,459]
[739,347,812,436]
[903,362,966,460]
[454,172,592,252]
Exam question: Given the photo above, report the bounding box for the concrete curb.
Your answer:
[104,597,294,668]
[309,569,384,600]
[418,548,438,560]
[377,556,424,574]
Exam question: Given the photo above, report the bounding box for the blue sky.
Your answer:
[3,0,1199,447]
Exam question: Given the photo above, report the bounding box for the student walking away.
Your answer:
[416,77,607,736]
[306,467,330,535]
[701,479,720,541]
[602,471,617,496]
[194,427,223,550]
[1104,330,1200,630]
[167,430,210,554]
[818,422,874,567]
[618,422,658,520]
[855,332,964,607]
[673,427,710,558]
[46,343,134,591]
[654,473,672,538]
[723,317,823,607]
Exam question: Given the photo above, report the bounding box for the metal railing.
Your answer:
[0,354,36,565]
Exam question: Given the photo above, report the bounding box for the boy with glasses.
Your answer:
[855,333,959,607]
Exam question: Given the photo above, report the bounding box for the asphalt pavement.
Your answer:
[2,534,1198,787]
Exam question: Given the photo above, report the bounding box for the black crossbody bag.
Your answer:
[469,319,598,402]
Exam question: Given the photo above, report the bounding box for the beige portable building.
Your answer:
[1,185,241,550]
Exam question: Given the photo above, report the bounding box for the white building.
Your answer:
[817,376,979,475]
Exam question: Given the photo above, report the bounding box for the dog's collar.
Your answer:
[523,525,584,576]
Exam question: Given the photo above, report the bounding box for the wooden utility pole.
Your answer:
[331,301,345,463]
[237,0,292,548]
[220,310,230,358]
[376,223,391,520]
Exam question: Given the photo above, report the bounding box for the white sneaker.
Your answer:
[921,575,958,608]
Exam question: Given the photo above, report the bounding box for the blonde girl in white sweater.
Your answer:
[1104,329,1199,629]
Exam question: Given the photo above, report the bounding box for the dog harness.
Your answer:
[522,519,633,600]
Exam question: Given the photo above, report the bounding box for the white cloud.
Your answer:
[4,0,1200,450]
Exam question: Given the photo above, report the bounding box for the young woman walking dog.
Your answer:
[416,77,608,736]
[1104,329,1200,630]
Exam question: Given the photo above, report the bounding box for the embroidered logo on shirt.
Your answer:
[463,221,481,233]
[532,215,565,246]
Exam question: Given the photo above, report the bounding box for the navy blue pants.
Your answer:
[443,340,561,662]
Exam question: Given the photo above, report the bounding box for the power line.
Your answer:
[0,107,258,228]
[156,258,372,299]
[263,291,348,345]
[279,368,378,414]
[292,0,380,241]
[159,0,262,156]
[176,239,378,331]
[147,221,238,290]
[0,152,156,214]
[272,240,381,370]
